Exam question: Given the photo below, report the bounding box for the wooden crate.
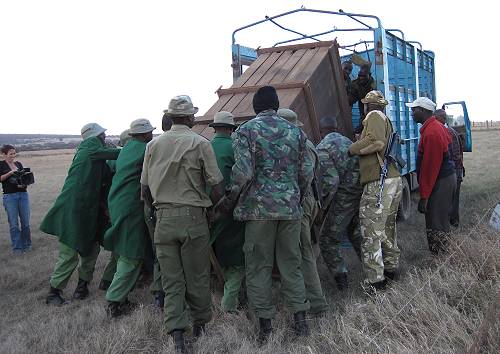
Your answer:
[193,40,352,143]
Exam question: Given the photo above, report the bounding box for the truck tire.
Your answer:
[398,177,412,221]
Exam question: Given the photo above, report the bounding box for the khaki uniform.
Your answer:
[141,125,222,333]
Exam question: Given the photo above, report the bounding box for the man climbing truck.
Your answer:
[194,7,472,221]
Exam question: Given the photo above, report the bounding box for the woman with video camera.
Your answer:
[1,144,32,254]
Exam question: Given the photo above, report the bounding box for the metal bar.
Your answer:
[265,16,320,42]
[258,41,334,55]
[386,29,405,40]
[408,41,423,50]
[216,81,306,97]
[273,28,374,47]
[338,9,372,28]
[232,8,382,45]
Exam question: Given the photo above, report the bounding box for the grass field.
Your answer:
[1,131,499,353]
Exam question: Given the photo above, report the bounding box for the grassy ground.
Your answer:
[1,131,499,353]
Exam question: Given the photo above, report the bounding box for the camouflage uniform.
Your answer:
[226,109,313,319]
[317,133,363,276]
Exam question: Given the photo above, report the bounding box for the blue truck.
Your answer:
[228,8,472,220]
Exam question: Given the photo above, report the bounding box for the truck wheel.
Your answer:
[398,177,412,221]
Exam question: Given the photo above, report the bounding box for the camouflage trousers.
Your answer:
[359,177,402,284]
[320,194,362,276]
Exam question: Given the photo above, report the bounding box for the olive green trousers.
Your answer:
[154,206,212,333]
[244,220,309,319]
[50,241,100,289]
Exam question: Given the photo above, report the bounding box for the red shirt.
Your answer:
[417,117,453,199]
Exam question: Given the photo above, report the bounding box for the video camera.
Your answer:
[9,168,35,187]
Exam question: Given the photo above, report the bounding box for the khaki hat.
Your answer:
[277,108,304,127]
[361,90,388,105]
[118,129,132,147]
[405,97,436,112]
[209,111,237,128]
[163,95,199,117]
[81,123,106,140]
[129,118,155,135]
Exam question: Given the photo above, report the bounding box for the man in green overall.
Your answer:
[42,123,120,305]
[208,111,245,313]
[99,128,133,291]
[103,119,155,317]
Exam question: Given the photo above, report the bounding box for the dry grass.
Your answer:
[0,131,499,353]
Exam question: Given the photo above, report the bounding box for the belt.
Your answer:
[156,205,205,218]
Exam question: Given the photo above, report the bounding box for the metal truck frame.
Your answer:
[229,7,472,220]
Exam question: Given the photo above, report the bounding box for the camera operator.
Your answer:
[1,144,32,254]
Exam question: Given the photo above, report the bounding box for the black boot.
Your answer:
[334,272,349,291]
[106,299,137,318]
[384,270,398,281]
[154,291,165,310]
[192,323,205,340]
[106,301,121,318]
[171,330,187,354]
[73,279,89,300]
[293,311,310,337]
[258,318,272,345]
[98,279,112,291]
[364,279,387,296]
[46,286,66,305]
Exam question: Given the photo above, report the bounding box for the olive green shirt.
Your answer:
[141,124,223,208]
[349,110,400,185]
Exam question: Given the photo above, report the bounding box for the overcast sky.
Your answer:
[0,0,495,135]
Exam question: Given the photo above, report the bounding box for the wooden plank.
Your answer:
[217,81,305,96]
[203,52,271,118]
[221,51,284,114]
[234,49,309,117]
[257,41,334,55]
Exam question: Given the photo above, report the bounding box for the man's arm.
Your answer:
[89,146,120,161]
[349,113,387,155]
[141,184,154,209]
[418,133,444,199]
[317,145,340,207]
[200,141,224,201]
[298,134,314,200]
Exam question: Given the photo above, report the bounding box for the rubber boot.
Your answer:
[258,318,272,345]
[107,299,137,318]
[46,286,66,306]
[293,311,310,337]
[154,291,165,310]
[171,330,187,354]
[364,279,387,296]
[192,323,205,340]
[98,279,112,291]
[73,279,89,300]
[334,272,349,291]
[384,270,398,281]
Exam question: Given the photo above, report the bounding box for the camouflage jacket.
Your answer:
[228,109,313,221]
[316,132,362,206]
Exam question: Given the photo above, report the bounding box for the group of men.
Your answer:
[39,81,463,353]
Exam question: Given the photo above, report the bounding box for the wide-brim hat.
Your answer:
[277,108,304,127]
[129,118,155,135]
[163,95,199,117]
[405,96,436,112]
[119,129,132,147]
[81,123,106,140]
[209,111,237,128]
[361,90,388,105]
